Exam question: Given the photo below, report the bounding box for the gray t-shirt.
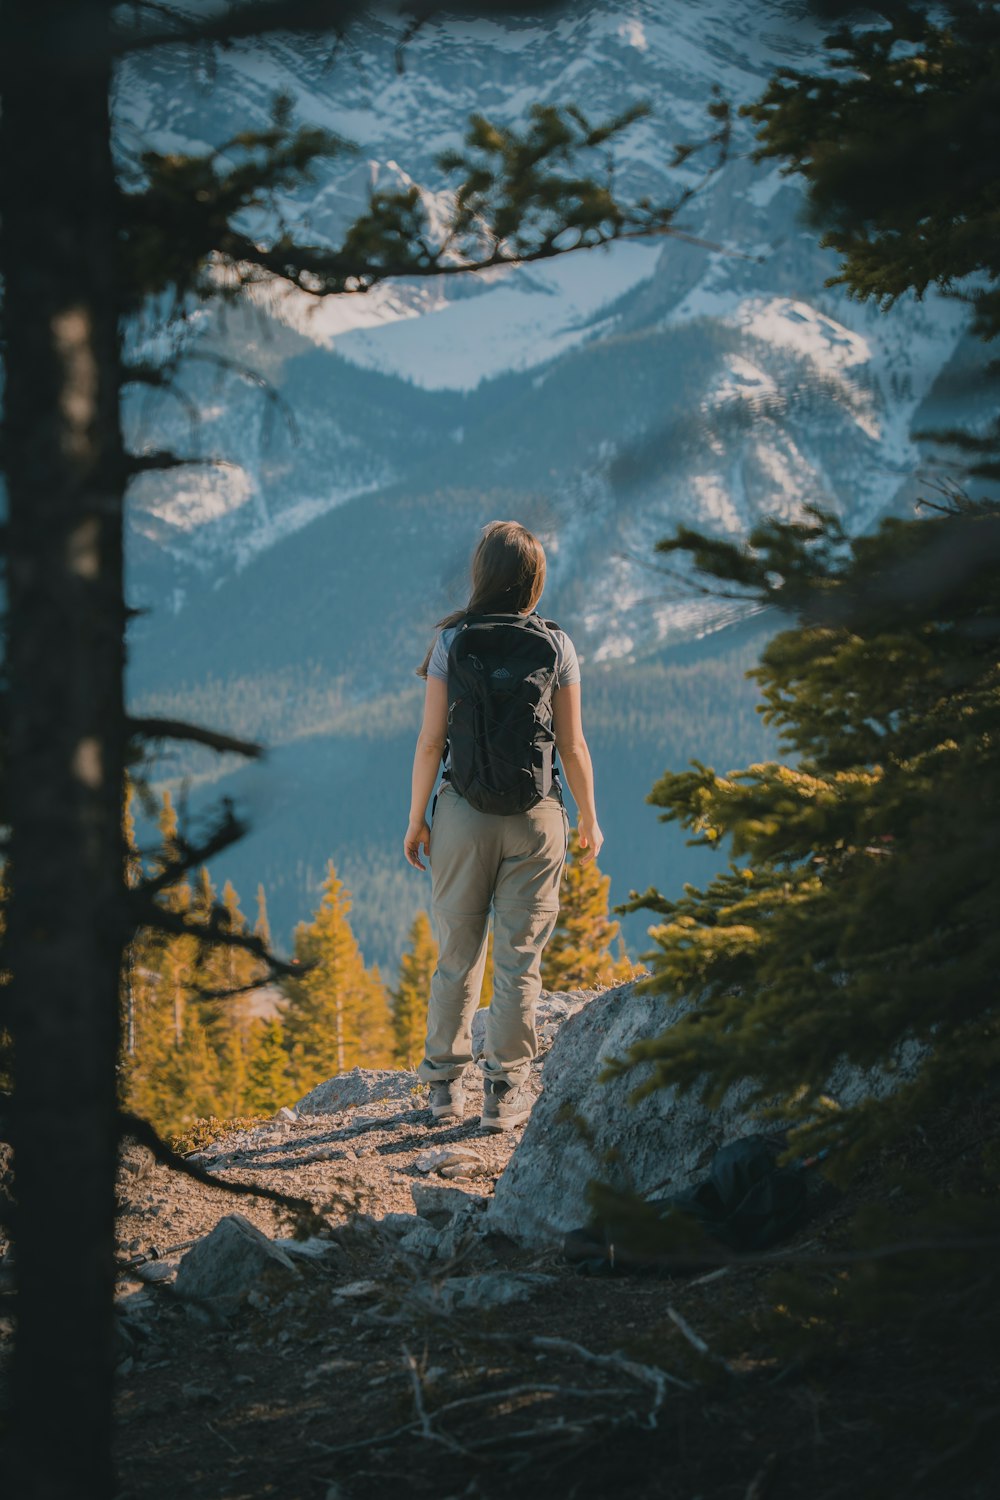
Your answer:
[427,618,581,687]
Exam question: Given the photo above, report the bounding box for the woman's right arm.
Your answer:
[404,675,448,871]
[552,682,603,866]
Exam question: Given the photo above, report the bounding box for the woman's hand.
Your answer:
[577,816,604,866]
[404,818,431,871]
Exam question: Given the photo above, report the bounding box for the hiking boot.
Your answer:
[481,1077,533,1132]
[428,1077,466,1122]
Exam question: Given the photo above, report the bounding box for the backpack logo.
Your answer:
[491,666,512,680]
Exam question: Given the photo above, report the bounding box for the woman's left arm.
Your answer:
[404,675,448,870]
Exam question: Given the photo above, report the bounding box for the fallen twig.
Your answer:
[689,1266,731,1288]
[527,1333,691,1412]
[401,1345,471,1456]
[465,1330,690,1438]
[309,1371,658,1459]
[666,1305,734,1374]
[116,1237,200,1276]
[430,1382,634,1420]
[469,1418,597,1449]
[309,1421,420,1458]
[744,1451,778,1500]
[206,1420,239,1456]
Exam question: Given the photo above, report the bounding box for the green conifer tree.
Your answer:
[618,500,1000,1171]
[244,1018,291,1116]
[393,911,437,1069]
[188,865,223,1045]
[166,1013,223,1130]
[254,883,272,950]
[124,802,268,1129]
[282,861,373,1090]
[542,831,633,991]
[210,879,259,1113]
[361,963,395,1068]
[125,794,194,1124]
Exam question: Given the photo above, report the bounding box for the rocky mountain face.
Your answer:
[120,0,971,654]
[116,1,977,964]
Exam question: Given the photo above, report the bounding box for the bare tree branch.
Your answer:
[129,896,304,979]
[111,0,366,56]
[128,716,264,760]
[118,1110,327,1229]
[131,801,251,897]
[110,0,568,59]
[216,217,740,301]
[125,449,233,476]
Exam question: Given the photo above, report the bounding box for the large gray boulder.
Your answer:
[175,1213,300,1315]
[488,980,922,1248]
[293,994,597,1122]
[295,1067,420,1116]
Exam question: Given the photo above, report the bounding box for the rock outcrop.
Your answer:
[295,1067,420,1115]
[488,980,923,1248]
[174,1212,301,1315]
[111,982,924,1305]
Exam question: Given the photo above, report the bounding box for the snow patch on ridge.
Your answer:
[738,298,870,371]
[327,241,662,390]
[619,17,648,50]
[139,465,255,532]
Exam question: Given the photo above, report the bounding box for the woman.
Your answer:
[403,520,603,1131]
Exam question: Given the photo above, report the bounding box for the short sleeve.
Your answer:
[427,630,450,681]
[554,631,581,689]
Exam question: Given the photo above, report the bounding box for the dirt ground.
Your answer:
[98,1088,1000,1500]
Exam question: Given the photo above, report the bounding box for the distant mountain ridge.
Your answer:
[118,2,978,969]
[121,0,971,657]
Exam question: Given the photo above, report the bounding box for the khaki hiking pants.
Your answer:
[419,781,569,1087]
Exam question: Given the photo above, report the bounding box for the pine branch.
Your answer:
[131,801,250,898]
[177,972,296,1006]
[129,896,303,980]
[128,716,264,760]
[123,94,735,308]
[216,216,681,297]
[112,0,373,56]
[111,0,566,58]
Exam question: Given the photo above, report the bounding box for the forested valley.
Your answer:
[115,790,635,1140]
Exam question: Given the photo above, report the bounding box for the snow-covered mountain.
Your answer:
[119,0,972,652]
[117,1,980,965]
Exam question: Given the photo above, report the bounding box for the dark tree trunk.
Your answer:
[0,2,127,1494]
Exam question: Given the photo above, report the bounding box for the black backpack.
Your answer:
[661,1134,808,1252]
[445,611,560,815]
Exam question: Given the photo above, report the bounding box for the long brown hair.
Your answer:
[417,520,547,677]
